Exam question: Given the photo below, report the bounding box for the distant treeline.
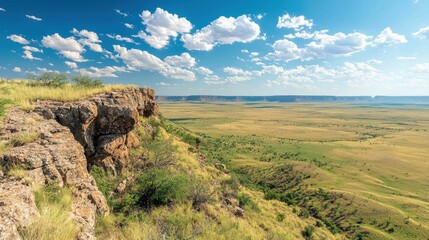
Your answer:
[157,95,429,104]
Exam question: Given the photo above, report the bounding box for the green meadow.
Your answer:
[160,102,429,239]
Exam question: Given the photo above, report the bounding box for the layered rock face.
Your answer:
[0,87,159,239]
[35,87,158,174]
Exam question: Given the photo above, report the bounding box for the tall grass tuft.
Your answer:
[20,185,77,240]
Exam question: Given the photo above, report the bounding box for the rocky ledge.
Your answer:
[0,87,159,240]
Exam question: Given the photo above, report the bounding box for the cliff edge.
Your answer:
[0,87,159,240]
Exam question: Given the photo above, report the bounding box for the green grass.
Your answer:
[20,185,77,240]
[159,101,429,239]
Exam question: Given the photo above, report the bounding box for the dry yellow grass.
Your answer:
[0,80,134,109]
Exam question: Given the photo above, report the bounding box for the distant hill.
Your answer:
[157,95,429,104]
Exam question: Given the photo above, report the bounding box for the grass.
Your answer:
[0,79,133,110]
[159,101,429,239]
[20,185,77,240]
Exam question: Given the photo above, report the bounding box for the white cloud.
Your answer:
[411,62,429,72]
[78,66,127,78]
[22,46,43,60]
[124,23,134,29]
[196,66,213,75]
[397,56,416,60]
[37,67,60,74]
[181,15,260,51]
[25,15,42,21]
[277,13,313,31]
[106,34,138,44]
[114,9,128,17]
[71,28,103,52]
[271,31,372,62]
[164,53,196,68]
[42,33,87,62]
[374,27,407,45]
[412,26,429,39]
[266,61,382,88]
[135,8,192,49]
[158,82,171,86]
[23,46,42,52]
[113,45,196,81]
[13,67,21,73]
[65,61,78,69]
[7,35,30,44]
[0,8,5,12]
[256,14,264,20]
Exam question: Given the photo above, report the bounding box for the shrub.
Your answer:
[299,208,310,219]
[301,226,314,239]
[28,72,68,87]
[189,178,215,210]
[124,169,190,210]
[72,75,103,88]
[238,193,258,211]
[276,213,285,222]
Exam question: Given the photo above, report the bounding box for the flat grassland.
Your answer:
[160,102,429,239]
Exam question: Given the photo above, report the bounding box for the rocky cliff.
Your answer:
[0,87,159,240]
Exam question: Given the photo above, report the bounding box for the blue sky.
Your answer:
[1,0,429,96]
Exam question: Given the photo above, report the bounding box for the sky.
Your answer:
[1,0,429,96]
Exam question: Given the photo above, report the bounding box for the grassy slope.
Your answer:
[0,82,341,239]
[93,118,341,240]
[159,101,429,239]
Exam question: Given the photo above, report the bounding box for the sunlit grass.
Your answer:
[0,79,134,110]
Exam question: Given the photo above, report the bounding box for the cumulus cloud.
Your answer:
[106,34,138,44]
[277,13,313,31]
[196,67,213,75]
[113,45,196,81]
[266,61,382,88]
[135,8,192,49]
[77,66,127,78]
[374,27,407,45]
[22,46,43,60]
[270,31,372,62]
[412,26,429,39]
[7,35,30,44]
[164,53,196,68]
[71,28,103,52]
[25,15,42,21]
[124,23,134,29]
[181,15,260,51]
[13,67,21,72]
[114,9,128,17]
[65,61,78,69]
[42,33,87,62]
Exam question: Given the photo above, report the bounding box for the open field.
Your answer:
[160,102,429,239]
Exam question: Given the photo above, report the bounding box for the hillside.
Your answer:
[0,80,342,240]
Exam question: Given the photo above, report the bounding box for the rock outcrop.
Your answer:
[34,87,158,174]
[0,87,159,239]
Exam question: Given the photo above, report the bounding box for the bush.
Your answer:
[124,169,189,210]
[72,75,103,88]
[301,226,314,239]
[28,72,68,87]
[189,178,214,210]
[238,193,258,211]
[276,213,285,222]
[299,208,310,219]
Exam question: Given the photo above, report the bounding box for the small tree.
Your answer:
[72,75,103,88]
[28,72,68,87]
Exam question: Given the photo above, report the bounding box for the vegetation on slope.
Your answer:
[0,74,131,110]
[89,116,340,239]
[160,102,429,240]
